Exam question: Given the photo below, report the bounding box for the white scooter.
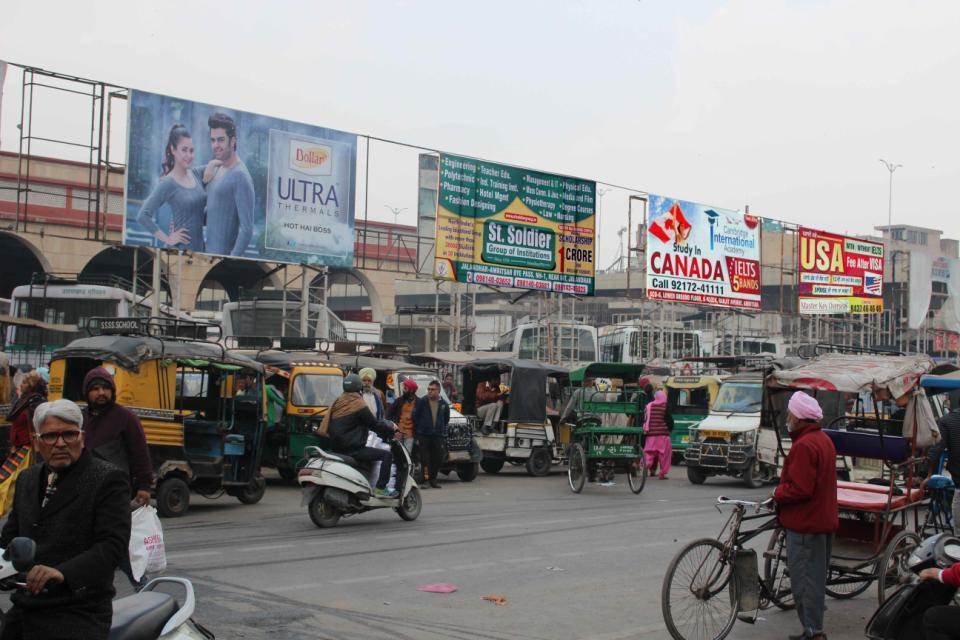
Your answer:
[298,438,423,528]
[0,538,213,639]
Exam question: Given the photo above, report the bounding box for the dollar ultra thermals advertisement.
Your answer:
[434,154,596,295]
[123,90,357,266]
[645,195,761,310]
[798,227,884,314]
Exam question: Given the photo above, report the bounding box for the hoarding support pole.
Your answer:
[300,265,309,339]
[151,248,161,317]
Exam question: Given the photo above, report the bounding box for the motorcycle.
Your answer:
[297,438,423,528]
[866,532,960,639]
[0,538,213,639]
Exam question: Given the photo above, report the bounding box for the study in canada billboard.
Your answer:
[433,154,596,294]
[123,89,357,266]
[797,227,885,314]
[645,195,761,310]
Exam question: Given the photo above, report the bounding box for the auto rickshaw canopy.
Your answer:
[568,362,648,385]
[52,335,263,373]
[461,358,568,423]
[766,353,934,397]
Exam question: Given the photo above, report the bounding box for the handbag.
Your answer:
[129,505,167,580]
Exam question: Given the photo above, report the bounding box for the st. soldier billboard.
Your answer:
[433,153,596,295]
[123,90,357,266]
[798,227,884,314]
[645,195,761,310]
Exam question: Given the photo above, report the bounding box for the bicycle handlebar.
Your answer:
[716,496,775,511]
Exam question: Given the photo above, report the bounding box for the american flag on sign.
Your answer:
[863,272,882,296]
[649,202,692,244]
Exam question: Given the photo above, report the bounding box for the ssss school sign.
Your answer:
[433,154,596,295]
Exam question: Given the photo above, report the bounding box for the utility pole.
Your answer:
[878,158,902,227]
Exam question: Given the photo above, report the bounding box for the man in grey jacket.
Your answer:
[202,112,255,256]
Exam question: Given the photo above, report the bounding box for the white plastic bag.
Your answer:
[365,433,397,491]
[129,505,167,580]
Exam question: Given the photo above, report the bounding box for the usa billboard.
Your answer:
[645,195,761,310]
[123,90,357,266]
[433,154,596,294]
[797,227,884,314]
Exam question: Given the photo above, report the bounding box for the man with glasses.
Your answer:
[0,398,131,640]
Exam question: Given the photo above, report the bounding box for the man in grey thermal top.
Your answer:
[202,112,255,256]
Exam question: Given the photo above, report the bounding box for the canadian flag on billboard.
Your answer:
[649,202,692,244]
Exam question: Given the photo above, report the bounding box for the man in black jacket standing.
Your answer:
[0,398,131,640]
[928,401,960,534]
[413,380,450,489]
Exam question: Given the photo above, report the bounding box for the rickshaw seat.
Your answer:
[836,482,923,512]
[823,429,910,463]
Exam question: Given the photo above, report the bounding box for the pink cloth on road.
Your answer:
[644,434,672,478]
[788,391,823,421]
[417,583,458,593]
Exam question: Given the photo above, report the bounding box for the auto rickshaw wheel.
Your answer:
[686,465,707,485]
[568,443,586,493]
[156,477,190,518]
[237,474,266,505]
[480,458,505,474]
[456,463,479,482]
[742,460,764,489]
[628,457,647,494]
[397,486,422,521]
[308,491,341,528]
[525,447,552,477]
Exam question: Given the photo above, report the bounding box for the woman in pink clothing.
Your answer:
[643,390,674,479]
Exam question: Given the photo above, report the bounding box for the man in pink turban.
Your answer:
[774,391,838,640]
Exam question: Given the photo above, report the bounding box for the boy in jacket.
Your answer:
[773,391,838,640]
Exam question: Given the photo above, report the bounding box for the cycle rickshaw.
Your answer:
[562,363,649,494]
[661,352,938,640]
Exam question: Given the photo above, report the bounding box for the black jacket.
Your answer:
[929,408,960,479]
[328,401,395,455]
[412,396,451,437]
[0,450,131,640]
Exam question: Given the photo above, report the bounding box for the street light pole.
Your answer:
[878,158,902,227]
[384,205,407,226]
[597,187,611,267]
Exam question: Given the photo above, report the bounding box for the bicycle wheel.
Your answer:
[762,528,795,610]
[568,443,587,493]
[628,455,647,494]
[662,538,738,640]
[877,530,920,605]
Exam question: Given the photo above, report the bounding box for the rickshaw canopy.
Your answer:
[461,358,568,423]
[766,353,934,398]
[247,350,339,371]
[52,335,263,373]
[664,375,723,390]
[327,354,434,376]
[568,362,647,384]
[920,370,960,391]
[409,351,514,366]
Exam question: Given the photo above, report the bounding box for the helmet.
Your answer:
[402,378,419,393]
[343,373,362,393]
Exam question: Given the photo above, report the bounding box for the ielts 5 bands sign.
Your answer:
[798,227,884,314]
[434,154,596,295]
[645,195,761,310]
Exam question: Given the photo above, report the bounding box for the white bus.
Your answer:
[221,300,351,342]
[5,282,185,367]
[598,325,706,364]
[493,322,598,366]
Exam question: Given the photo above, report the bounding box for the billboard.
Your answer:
[797,227,884,314]
[645,195,761,310]
[123,90,357,266]
[433,154,596,295]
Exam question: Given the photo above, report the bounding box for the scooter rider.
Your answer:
[918,562,960,640]
[320,374,399,498]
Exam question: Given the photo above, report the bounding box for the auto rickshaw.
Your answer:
[460,358,569,476]
[329,354,482,481]
[243,350,344,480]
[663,374,722,464]
[48,318,268,517]
[561,362,649,493]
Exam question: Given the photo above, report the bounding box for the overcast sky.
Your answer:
[2,0,959,265]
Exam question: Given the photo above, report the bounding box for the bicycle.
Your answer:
[661,496,794,640]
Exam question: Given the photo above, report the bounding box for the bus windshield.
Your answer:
[711,382,763,413]
[291,374,342,407]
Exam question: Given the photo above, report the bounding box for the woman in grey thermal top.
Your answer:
[137,124,206,252]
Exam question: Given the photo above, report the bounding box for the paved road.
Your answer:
[126,465,879,640]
